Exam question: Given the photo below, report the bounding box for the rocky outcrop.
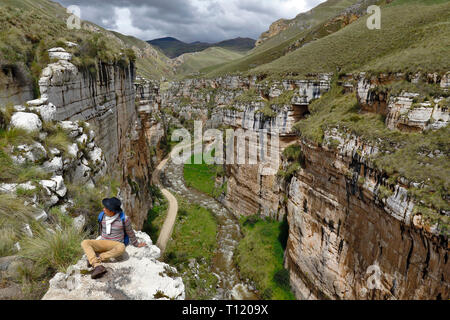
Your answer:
[256,19,290,47]
[0,113,107,221]
[33,48,153,229]
[284,130,449,300]
[356,72,449,132]
[42,231,185,300]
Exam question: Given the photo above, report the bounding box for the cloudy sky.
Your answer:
[54,0,325,43]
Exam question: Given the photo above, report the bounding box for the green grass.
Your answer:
[164,197,218,299]
[184,153,226,198]
[0,193,44,256]
[41,124,73,157]
[235,215,295,300]
[20,220,86,273]
[252,2,450,78]
[175,47,244,78]
[0,149,51,183]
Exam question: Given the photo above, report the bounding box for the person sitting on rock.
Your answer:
[81,197,147,279]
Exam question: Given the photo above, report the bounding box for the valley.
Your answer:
[0,0,448,301]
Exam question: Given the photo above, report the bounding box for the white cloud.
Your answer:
[56,0,326,42]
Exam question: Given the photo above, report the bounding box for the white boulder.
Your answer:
[73,215,86,232]
[10,112,42,132]
[14,143,47,163]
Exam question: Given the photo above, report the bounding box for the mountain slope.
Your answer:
[202,0,378,77]
[148,37,255,58]
[0,0,173,81]
[254,0,361,52]
[252,0,450,77]
[172,47,245,78]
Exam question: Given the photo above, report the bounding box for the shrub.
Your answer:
[66,175,120,235]
[20,222,86,274]
[0,194,43,257]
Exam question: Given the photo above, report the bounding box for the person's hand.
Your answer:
[137,242,147,248]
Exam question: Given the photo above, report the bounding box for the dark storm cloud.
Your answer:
[54,0,325,43]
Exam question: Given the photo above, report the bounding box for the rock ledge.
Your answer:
[42,232,185,300]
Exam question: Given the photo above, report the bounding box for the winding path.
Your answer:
[153,153,178,254]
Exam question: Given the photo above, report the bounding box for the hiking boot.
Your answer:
[91,265,107,279]
[87,260,92,268]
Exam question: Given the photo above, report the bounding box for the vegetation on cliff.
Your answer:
[292,82,449,235]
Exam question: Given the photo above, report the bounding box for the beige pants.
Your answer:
[81,240,126,268]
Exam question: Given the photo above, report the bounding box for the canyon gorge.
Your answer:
[0,0,448,301]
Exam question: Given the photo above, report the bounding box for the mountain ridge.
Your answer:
[148,37,255,58]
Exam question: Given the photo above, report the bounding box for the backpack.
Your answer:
[98,211,130,246]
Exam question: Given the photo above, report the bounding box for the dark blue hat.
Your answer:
[102,197,123,213]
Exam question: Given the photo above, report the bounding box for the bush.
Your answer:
[20,222,86,274]
[45,127,73,157]
[0,194,43,257]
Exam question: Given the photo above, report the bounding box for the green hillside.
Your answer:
[202,0,449,78]
[201,0,365,77]
[174,47,245,78]
[253,0,360,53]
[252,1,450,78]
[148,37,255,59]
[110,32,174,80]
[0,0,172,81]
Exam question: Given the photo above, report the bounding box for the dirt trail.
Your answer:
[153,154,178,254]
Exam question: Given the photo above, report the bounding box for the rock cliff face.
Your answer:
[135,78,167,163]
[0,65,34,106]
[32,48,153,229]
[161,72,449,300]
[284,130,449,299]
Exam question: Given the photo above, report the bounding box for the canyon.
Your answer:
[152,71,449,300]
[0,0,448,302]
[1,43,448,302]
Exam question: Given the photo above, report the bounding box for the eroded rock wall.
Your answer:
[32,51,152,229]
[284,130,449,300]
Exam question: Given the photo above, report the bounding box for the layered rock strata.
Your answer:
[32,48,153,229]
